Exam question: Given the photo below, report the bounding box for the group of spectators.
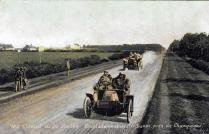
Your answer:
[14,67,27,92]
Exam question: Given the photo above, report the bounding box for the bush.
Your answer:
[108,52,129,60]
[101,58,109,62]
[0,69,13,84]
[187,59,209,74]
[0,53,123,85]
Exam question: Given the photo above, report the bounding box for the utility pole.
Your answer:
[38,46,44,64]
[66,60,71,77]
[39,52,42,64]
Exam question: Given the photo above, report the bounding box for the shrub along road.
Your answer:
[0,60,121,103]
[138,52,209,134]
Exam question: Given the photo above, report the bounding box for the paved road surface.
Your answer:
[139,52,209,134]
[0,51,163,134]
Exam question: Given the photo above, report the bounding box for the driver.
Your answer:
[129,52,134,58]
[134,52,142,61]
[93,71,113,101]
[112,73,130,95]
[98,71,112,85]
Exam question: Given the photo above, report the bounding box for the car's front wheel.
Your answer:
[127,99,133,123]
[83,97,92,118]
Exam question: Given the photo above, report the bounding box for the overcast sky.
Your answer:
[0,1,209,48]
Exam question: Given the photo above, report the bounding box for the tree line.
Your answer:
[169,33,209,62]
[84,44,164,52]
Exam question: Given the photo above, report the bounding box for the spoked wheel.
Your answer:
[127,99,133,123]
[123,64,126,70]
[83,97,92,118]
[137,62,140,70]
[140,61,143,69]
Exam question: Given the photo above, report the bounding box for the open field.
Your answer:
[0,51,113,70]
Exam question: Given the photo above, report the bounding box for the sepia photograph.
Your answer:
[0,0,209,134]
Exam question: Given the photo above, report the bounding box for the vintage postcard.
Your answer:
[0,0,208,134]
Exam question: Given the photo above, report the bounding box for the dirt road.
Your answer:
[0,60,121,100]
[0,51,163,134]
[138,52,209,134]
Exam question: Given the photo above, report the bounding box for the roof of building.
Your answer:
[0,44,14,48]
[23,44,37,49]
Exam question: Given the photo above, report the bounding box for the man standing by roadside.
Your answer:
[14,67,21,92]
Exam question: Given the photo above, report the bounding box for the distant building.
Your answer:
[38,46,45,52]
[15,48,22,52]
[65,44,81,50]
[0,44,14,51]
[22,44,38,51]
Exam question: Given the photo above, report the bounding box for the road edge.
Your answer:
[0,60,122,104]
[136,51,166,133]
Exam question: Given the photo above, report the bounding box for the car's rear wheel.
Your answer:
[137,62,140,70]
[123,64,126,70]
[140,61,143,69]
[127,99,133,123]
[83,97,92,118]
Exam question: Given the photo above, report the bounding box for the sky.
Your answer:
[0,1,209,48]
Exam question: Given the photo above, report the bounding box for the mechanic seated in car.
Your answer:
[134,52,142,61]
[112,73,130,95]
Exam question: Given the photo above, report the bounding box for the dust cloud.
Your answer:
[142,51,157,67]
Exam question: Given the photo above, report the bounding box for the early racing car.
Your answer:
[123,57,143,70]
[83,85,134,123]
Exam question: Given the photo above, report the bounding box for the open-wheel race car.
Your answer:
[83,86,134,123]
[123,57,143,70]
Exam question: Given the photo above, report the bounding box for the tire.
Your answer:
[83,97,92,118]
[127,99,133,123]
[137,62,140,70]
[123,64,126,70]
[140,61,143,69]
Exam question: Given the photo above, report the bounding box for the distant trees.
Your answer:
[169,40,180,52]
[169,33,209,61]
[84,44,164,52]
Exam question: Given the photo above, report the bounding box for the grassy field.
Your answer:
[0,51,113,70]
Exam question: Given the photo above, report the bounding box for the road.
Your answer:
[0,60,121,100]
[138,52,209,134]
[0,51,163,134]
